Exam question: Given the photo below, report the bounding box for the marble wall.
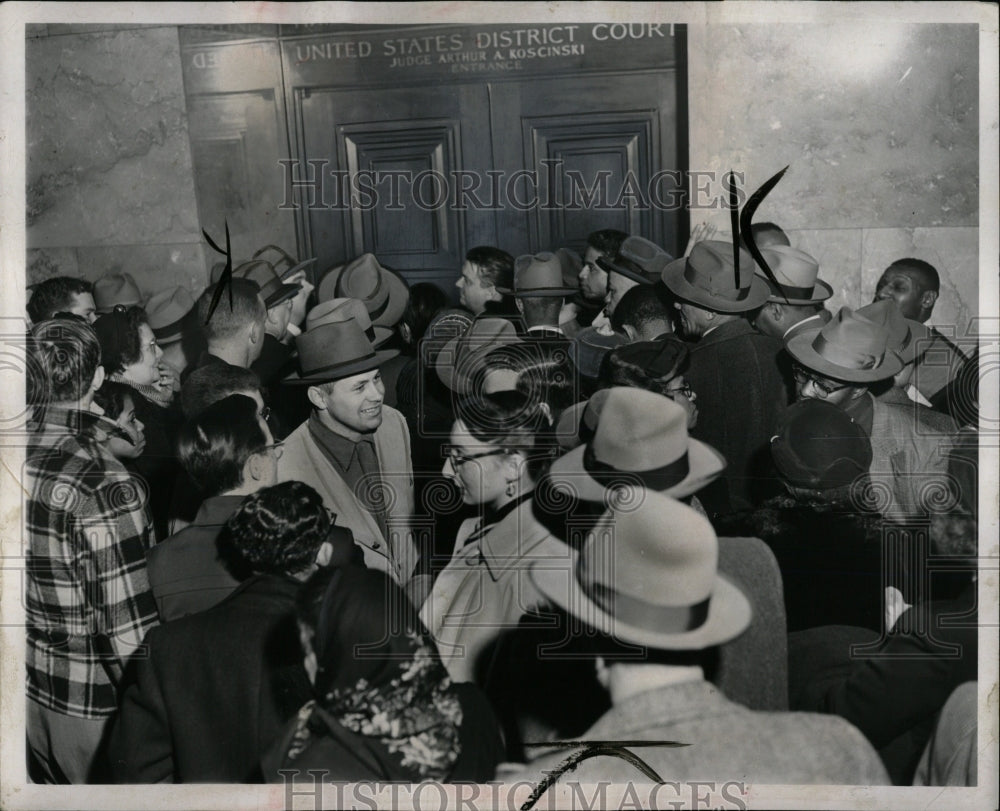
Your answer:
[26,25,208,298]
[688,22,980,342]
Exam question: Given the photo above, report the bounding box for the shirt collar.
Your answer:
[527,325,564,336]
[782,313,824,341]
[308,412,374,468]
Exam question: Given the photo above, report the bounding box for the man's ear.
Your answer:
[307,385,327,410]
[90,364,106,394]
[249,319,262,344]
[768,302,784,320]
[315,540,334,568]
[244,452,266,483]
[487,284,502,303]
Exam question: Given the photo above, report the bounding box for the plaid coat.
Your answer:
[24,406,159,718]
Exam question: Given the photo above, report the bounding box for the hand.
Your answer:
[684,222,717,257]
[156,361,180,393]
[884,586,912,631]
[286,270,315,330]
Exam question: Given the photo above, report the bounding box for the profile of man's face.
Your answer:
[875,267,933,321]
[68,292,98,324]
[579,247,610,301]
[456,261,495,315]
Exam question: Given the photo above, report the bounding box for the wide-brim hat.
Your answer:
[498,252,578,298]
[555,248,583,289]
[856,299,931,366]
[317,254,409,328]
[787,304,903,383]
[530,489,752,650]
[307,297,396,352]
[661,240,769,313]
[94,272,143,313]
[555,390,611,451]
[435,317,522,393]
[756,245,832,304]
[144,286,196,345]
[285,317,382,384]
[570,326,629,379]
[230,259,301,309]
[597,236,673,286]
[251,243,318,280]
[549,387,726,502]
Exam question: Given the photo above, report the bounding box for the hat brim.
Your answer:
[280,257,317,280]
[786,328,903,383]
[531,565,752,650]
[283,350,393,385]
[548,437,727,502]
[497,286,579,298]
[318,265,409,328]
[435,337,523,393]
[596,256,659,286]
[661,257,770,313]
[761,277,834,304]
[263,282,302,309]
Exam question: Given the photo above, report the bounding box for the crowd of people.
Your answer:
[23,210,979,789]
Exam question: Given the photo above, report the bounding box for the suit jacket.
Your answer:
[685,319,789,515]
[108,574,313,783]
[913,328,968,401]
[419,498,573,685]
[277,406,417,583]
[876,385,958,435]
[526,679,889,785]
[867,395,953,520]
[146,494,244,621]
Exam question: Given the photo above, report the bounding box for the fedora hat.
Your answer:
[306,297,396,351]
[435,317,522,394]
[756,246,832,304]
[285,317,382,385]
[230,260,301,309]
[555,247,583,289]
[555,389,611,451]
[499,252,579,297]
[787,304,903,383]
[661,240,769,313]
[317,254,409,328]
[144,286,195,345]
[549,387,726,502]
[94,273,143,313]
[530,490,752,650]
[251,243,318,280]
[597,236,673,286]
[570,326,629,379]
[856,299,930,366]
[771,399,872,490]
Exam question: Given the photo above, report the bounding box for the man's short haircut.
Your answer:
[586,229,628,257]
[520,296,563,326]
[885,258,940,293]
[611,283,675,333]
[196,278,266,342]
[176,393,267,496]
[27,277,94,324]
[465,246,514,290]
[30,317,102,404]
[92,305,149,376]
[180,364,262,418]
[218,481,332,576]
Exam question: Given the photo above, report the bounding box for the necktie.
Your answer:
[355,438,389,541]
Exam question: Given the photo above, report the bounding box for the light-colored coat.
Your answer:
[868,396,953,521]
[526,679,890,786]
[419,499,573,684]
[277,406,417,583]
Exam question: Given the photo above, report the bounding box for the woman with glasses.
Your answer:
[597,336,699,428]
[93,305,183,539]
[418,391,567,683]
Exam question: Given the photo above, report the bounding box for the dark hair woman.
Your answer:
[263,565,505,782]
[93,305,183,538]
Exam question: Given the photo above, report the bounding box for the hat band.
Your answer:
[811,332,882,371]
[770,280,814,298]
[364,325,377,343]
[151,316,185,340]
[684,260,749,301]
[583,444,690,492]
[582,578,711,634]
[301,350,377,378]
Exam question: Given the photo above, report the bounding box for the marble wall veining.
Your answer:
[26,26,208,298]
[687,22,980,339]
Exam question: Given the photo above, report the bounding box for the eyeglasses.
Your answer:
[664,382,694,400]
[791,364,852,398]
[256,439,284,459]
[445,446,508,467]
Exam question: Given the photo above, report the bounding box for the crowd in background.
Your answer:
[23,203,980,789]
